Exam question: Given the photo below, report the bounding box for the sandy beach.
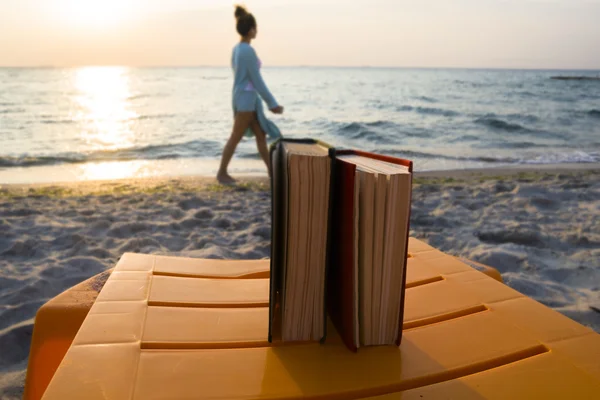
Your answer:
[1,165,600,398]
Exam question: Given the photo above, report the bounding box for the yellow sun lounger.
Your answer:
[24,238,600,399]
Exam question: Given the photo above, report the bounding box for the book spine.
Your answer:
[328,152,360,352]
[268,140,283,343]
[321,147,338,344]
[268,142,276,342]
[396,169,413,346]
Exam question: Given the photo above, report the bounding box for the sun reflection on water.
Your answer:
[74,66,139,180]
[75,66,137,151]
[77,160,150,181]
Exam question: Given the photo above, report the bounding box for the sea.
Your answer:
[1,67,599,184]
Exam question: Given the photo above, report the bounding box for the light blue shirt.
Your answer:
[230,42,281,139]
[231,42,278,110]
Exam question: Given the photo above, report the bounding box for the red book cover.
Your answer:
[328,155,359,351]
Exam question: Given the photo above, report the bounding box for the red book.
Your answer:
[328,149,413,351]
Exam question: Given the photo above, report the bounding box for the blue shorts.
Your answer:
[233,91,258,113]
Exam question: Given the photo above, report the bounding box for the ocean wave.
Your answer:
[475,116,567,140]
[372,149,464,161]
[364,120,394,128]
[517,91,537,98]
[136,114,177,121]
[15,114,177,124]
[521,151,600,164]
[127,94,151,101]
[366,100,393,110]
[338,121,433,139]
[397,105,460,117]
[415,96,437,103]
[474,141,545,149]
[498,141,542,149]
[40,119,76,125]
[237,153,262,159]
[371,148,516,163]
[505,113,540,124]
[579,93,600,101]
[0,155,85,168]
[471,112,541,125]
[0,108,26,114]
[0,139,222,168]
[340,121,398,131]
[349,129,387,142]
[339,121,397,143]
[371,148,600,165]
[552,95,580,103]
[416,107,460,117]
[588,109,600,118]
[534,130,569,141]
[449,134,480,143]
[453,80,490,88]
[475,116,532,133]
[340,122,362,133]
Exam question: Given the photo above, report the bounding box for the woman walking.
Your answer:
[217,5,284,184]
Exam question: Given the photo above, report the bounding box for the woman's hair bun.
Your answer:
[234,5,255,36]
[234,5,248,19]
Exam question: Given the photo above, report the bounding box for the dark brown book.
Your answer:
[269,138,334,343]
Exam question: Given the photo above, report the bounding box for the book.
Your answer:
[269,138,334,343]
[328,150,413,351]
[269,141,413,350]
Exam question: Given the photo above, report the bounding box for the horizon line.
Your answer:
[1,65,599,71]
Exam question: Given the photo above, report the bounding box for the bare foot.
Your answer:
[217,172,236,185]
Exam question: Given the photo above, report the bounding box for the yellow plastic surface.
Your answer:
[149,276,270,307]
[22,270,111,400]
[459,257,504,282]
[36,238,600,399]
[367,352,600,399]
[154,255,270,278]
[143,307,269,349]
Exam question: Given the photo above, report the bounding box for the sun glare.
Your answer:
[58,0,135,27]
[74,66,137,151]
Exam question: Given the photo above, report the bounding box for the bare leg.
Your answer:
[250,119,271,178]
[217,112,254,184]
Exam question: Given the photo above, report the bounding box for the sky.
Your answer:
[0,0,599,69]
